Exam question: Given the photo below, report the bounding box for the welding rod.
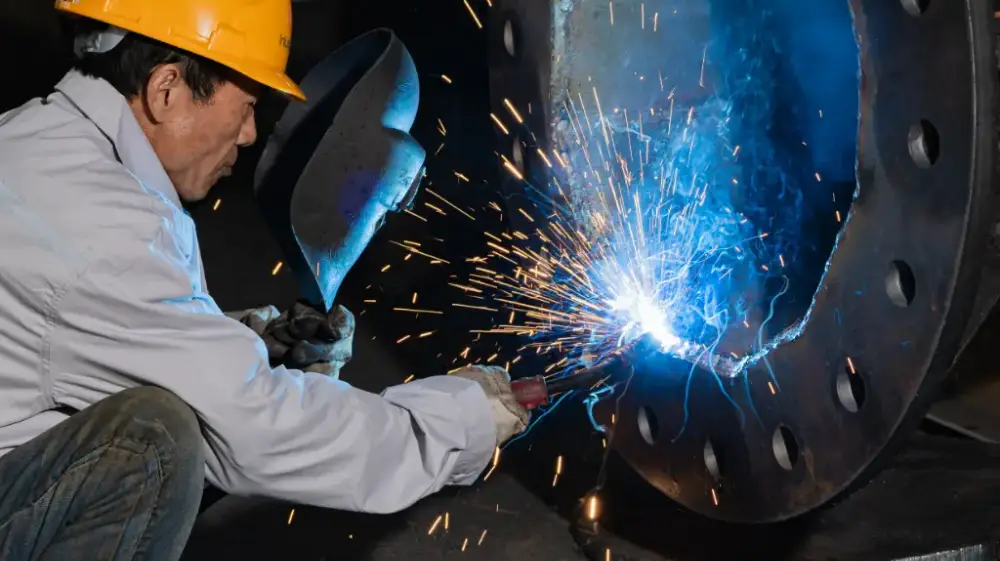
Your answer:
[510,350,633,410]
[510,337,742,410]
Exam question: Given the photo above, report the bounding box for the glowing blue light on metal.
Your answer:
[547,91,758,373]
[611,291,680,350]
[486,0,857,390]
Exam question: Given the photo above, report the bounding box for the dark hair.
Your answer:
[71,22,233,102]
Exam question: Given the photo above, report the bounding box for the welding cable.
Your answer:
[570,494,643,561]
[569,368,645,561]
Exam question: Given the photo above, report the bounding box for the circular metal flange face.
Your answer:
[488,0,996,522]
[608,0,996,522]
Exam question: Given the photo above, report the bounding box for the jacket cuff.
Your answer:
[444,378,497,485]
[383,375,496,486]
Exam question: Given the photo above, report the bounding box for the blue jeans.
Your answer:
[0,387,205,561]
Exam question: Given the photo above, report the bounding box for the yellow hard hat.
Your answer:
[55,0,306,101]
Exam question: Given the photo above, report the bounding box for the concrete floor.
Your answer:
[183,473,588,561]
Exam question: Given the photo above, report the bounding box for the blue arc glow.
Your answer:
[449,0,858,386]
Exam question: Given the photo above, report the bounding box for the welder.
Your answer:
[0,1,530,560]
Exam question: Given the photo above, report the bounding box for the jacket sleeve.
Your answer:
[46,249,496,513]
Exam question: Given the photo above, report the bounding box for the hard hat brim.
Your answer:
[230,60,306,102]
[255,70,307,102]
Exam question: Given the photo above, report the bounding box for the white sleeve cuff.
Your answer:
[382,375,496,486]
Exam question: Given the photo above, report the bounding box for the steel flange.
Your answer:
[488,0,998,522]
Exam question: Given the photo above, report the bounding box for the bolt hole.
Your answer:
[907,120,940,168]
[703,440,722,480]
[772,425,799,471]
[503,19,518,58]
[885,260,916,308]
[900,0,930,17]
[637,406,659,445]
[836,365,867,413]
[512,137,525,174]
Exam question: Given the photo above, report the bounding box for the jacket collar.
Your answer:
[53,70,182,208]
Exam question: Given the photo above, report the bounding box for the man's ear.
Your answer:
[142,63,186,124]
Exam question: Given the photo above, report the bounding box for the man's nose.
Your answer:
[238,114,258,147]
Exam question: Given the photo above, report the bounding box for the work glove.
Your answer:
[451,365,531,447]
[226,305,282,337]
[228,302,355,378]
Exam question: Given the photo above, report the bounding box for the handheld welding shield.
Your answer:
[373,165,424,231]
[255,29,426,312]
[396,169,423,212]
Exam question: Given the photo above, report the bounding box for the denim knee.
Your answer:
[0,387,207,561]
[109,387,206,491]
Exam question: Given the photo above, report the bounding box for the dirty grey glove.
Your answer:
[451,365,531,447]
[227,303,354,378]
[225,305,281,337]
[225,305,290,363]
[262,302,355,378]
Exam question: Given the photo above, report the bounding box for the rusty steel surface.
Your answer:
[488,0,999,523]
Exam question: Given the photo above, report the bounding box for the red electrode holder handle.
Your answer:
[510,376,549,410]
[509,338,649,411]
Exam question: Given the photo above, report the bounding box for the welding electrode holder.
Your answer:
[510,349,637,410]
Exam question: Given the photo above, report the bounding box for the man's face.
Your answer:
[132,64,259,202]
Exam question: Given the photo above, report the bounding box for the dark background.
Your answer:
[4,2,1000,561]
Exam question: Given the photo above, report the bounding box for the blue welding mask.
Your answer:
[372,166,424,232]
[256,29,426,311]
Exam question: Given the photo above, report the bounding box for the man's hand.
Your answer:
[228,302,355,378]
[451,365,530,447]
